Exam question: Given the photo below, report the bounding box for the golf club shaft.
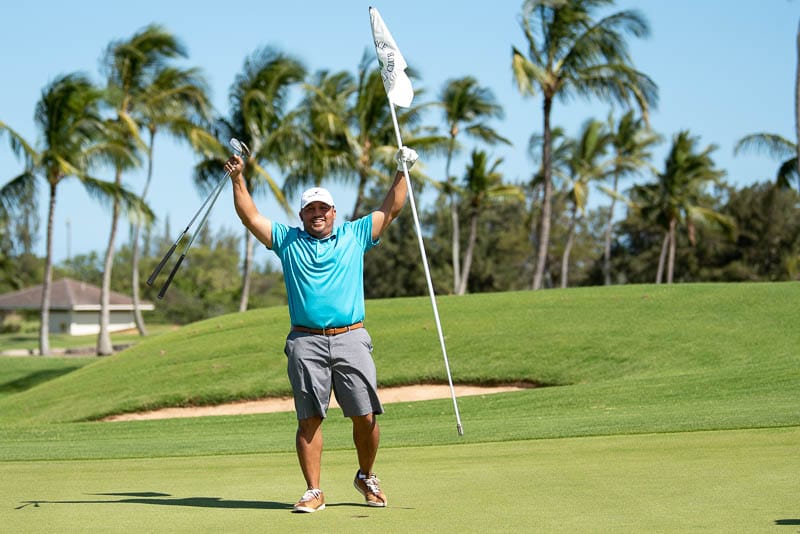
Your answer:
[147,171,229,286]
[156,171,229,299]
[147,175,224,286]
[179,172,228,255]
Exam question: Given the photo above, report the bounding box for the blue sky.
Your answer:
[1,1,798,266]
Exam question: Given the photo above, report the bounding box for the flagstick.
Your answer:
[389,103,464,437]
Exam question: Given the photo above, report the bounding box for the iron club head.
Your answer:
[230,138,250,158]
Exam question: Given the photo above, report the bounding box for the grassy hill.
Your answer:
[0,282,796,431]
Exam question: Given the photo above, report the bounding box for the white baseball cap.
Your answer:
[300,187,335,210]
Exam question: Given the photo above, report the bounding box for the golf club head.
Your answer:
[230,138,250,158]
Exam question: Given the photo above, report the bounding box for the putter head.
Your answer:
[230,138,251,158]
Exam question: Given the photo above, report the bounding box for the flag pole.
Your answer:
[388,103,464,436]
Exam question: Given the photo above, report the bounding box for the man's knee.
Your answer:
[297,416,323,439]
[351,413,377,429]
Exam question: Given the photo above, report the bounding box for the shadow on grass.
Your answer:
[15,491,292,511]
[775,519,800,525]
[0,369,81,394]
[15,492,412,512]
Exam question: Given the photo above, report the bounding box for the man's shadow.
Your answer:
[15,492,292,511]
[15,492,390,511]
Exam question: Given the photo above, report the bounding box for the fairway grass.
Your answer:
[3,427,797,533]
[1,282,797,426]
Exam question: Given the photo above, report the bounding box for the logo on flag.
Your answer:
[369,7,414,108]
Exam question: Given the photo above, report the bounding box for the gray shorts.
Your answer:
[283,327,384,420]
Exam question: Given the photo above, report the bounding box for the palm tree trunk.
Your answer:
[656,231,669,284]
[239,230,254,312]
[602,173,620,285]
[532,96,554,290]
[456,211,478,295]
[130,222,147,335]
[445,136,461,293]
[131,131,156,336]
[528,184,541,289]
[561,206,578,289]
[97,169,122,356]
[666,218,677,284]
[449,190,461,293]
[38,181,57,356]
[351,172,368,221]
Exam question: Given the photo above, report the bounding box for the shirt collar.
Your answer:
[298,226,338,242]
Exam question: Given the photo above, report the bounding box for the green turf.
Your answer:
[1,283,798,532]
[0,356,94,400]
[1,364,797,462]
[0,283,797,426]
[2,428,797,533]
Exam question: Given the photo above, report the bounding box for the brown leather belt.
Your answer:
[292,321,364,336]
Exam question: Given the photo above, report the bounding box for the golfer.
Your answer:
[225,146,418,513]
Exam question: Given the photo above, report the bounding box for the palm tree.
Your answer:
[0,73,151,355]
[95,120,143,355]
[129,67,211,334]
[194,47,300,312]
[512,0,658,289]
[288,53,444,221]
[97,24,206,351]
[347,55,435,220]
[440,76,510,293]
[527,127,573,288]
[286,69,358,193]
[457,150,524,295]
[631,131,730,284]
[601,110,660,285]
[559,119,610,288]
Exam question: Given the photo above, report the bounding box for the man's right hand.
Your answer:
[225,154,244,179]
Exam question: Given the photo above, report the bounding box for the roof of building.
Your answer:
[0,278,154,311]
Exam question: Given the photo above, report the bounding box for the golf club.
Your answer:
[147,138,250,299]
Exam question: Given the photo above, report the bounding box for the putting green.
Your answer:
[3,426,796,533]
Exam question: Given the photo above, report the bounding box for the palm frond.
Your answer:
[251,161,290,215]
[77,174,154,225]
[0,120,39,166]
[776,157,799,189]
[511,47,542,97]
[733,133,796,159]
[0,172,37,217]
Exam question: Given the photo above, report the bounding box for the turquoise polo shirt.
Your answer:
[270,216,379,329]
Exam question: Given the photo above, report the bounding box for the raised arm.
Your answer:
[226,154,273,249]
[371,147,418,240]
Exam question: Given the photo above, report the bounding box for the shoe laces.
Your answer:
[300,488,322,502]
[363,475,382,495]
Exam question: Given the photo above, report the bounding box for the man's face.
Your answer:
[300,201,336,238]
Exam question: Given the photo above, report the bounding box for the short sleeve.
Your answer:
[347,214,379,252]
[271,221,290,252]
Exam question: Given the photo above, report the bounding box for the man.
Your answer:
[225,146,418,513]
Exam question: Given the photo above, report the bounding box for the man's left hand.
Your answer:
[395,147,419,171]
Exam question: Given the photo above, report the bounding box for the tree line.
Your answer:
[1,0,799,356]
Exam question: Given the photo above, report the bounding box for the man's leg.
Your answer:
[352,413,387,506]
[351,413,379,474]
[296,415,324,489]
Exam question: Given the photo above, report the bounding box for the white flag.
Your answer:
[369,6,414,108]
